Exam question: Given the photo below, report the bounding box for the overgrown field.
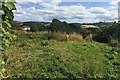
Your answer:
[3,30,120,79]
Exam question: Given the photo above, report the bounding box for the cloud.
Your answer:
[110,0,120,5]
[88,7,107,14]
[16,0,115,3]
[16,0,43,3]
[39,0,61,10]
[13,0,118,23]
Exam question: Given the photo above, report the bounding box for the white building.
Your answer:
[20,24,30,31]
[22,26,30,31]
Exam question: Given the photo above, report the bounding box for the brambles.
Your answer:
[3,30,120,78]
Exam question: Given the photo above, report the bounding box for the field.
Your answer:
[3,30,120,78]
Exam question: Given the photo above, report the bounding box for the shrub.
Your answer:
[85,34,93,42]
[109,38,119,47]
[48,32,67,41]
[48,32,84,42]
[69,33,83,42]
[93,23,120,43]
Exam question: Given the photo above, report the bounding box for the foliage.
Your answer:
[3,31,120,79]
[49,19,91,37]
[85,34,93,42]
[23,22,46,32]
[0,2,119,78]
[48,32,84,42]
[10,21,21,30]
[48,32,68,41]
[22,19,89,37]
[68,33,83,42]
[49,19,70,33]
[0,1,16,78]
[108,37,119,47]
[93,23,120,43]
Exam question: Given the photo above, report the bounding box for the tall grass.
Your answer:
[69,33,83,42]
[48,32,67,41]
[48,32,83,42]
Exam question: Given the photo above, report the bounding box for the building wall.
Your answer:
[22,27,30,31]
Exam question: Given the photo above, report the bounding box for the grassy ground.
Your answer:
[3,30,119,78]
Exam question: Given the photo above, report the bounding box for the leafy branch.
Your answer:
[0,0,16,78]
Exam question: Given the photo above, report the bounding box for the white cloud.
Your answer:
[39,0,61,10]
[110,0,120,5]
[88,7,107,14]
[13,0,118,23]
[16,0,115,3]
[16,0,43,3]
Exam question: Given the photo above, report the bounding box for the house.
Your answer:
[20,23,30,31]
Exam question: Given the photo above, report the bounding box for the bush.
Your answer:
[48,32,84,42]
[69,33,83,42]
[30,26,39,32]
[85,34,93,42]
[93,23,120,43]
[48,32,67,41]
[109,38,119,47]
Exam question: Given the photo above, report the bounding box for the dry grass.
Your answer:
[69,33,83,42]
[49,32,84,42]
[49,32,68,41]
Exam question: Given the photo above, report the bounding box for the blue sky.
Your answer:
[14,0,118,23]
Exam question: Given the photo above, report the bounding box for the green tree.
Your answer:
[93,23,120,43]
[10,21,21,30]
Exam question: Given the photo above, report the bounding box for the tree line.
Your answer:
[10,19,120,44]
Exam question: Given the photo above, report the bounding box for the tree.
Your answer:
[50,19,72,33]
[10,21,21,30]
[93,23,120,43]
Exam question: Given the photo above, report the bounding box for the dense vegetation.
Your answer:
[1,1,119,79]
[11,19,94,38]
[11,19,120,44]
[3,29,120,79]
[93,23,120,43]
[4,18,120,79]
[0,1,16,78]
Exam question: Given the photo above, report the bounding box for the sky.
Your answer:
[13,0,119,23]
